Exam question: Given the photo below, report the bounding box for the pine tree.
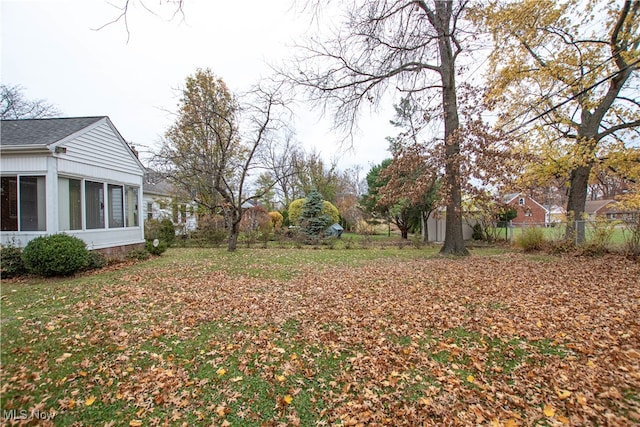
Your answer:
[300,190,331,242]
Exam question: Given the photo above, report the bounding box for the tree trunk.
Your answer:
[421,210,430,243]
[227,220,240,252]
[226,207,242,252]
[436,1,468,256]
[565,165,592,244]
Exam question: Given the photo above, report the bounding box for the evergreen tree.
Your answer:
[300,189,331,242]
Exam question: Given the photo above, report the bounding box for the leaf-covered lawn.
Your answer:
[1,248,639,426]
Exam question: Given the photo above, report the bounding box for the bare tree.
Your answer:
[282,0,474,255]
[156,69,290,251]
[96,0,186,43]
[1,84,61,119]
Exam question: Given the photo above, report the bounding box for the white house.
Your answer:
[1,117,145,256]
[142,170,198,234]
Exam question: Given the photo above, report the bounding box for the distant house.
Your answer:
[502,193,549,226]
[142,171,197,233]
[548,205,566,223]
[0,117,145,256]
[585,199,638,221]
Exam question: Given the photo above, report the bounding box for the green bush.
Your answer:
[126,248,150,261]
[472,223,485,241]
[194,214,227,246]
[144,219,161,240]
[86,250,107,270]
[515,227,546,252]
[146,240,168,255]
[144,218,176,246]
[22,234,89,277]
[0,244,26,278]
[159,219,176,246]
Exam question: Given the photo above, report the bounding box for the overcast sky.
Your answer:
[1,0,395,170]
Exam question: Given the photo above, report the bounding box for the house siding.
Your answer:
[56,120,141,179]
[0,154,48,174]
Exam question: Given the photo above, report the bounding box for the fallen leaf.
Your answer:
[85,395,96,406]
[216,405,226,417]
[283,394,293,405]
[543,403,555,417]
[55,352,72,363]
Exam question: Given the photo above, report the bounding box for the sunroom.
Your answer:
[0,117,145,255]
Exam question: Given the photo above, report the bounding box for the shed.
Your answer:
[1,117,145,255]
[325,222,344,238]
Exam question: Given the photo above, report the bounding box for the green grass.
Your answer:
[500,224,629,245]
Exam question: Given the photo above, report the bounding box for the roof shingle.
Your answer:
[0,117,105,146]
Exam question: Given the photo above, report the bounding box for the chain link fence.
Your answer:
[497,218,639,253]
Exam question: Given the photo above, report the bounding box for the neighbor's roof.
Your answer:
[0,117,105,146]
[585,199,615,214]
[501,193,520,204]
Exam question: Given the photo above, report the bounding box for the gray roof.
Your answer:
[585,199,614,214]
[0,117,105,146]
[144,179,175,197]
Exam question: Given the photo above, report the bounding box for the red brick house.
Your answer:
[585,199,638,221]
[502,193,549,226]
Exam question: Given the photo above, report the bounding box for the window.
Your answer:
[525,208,532,217]
[85,181,104,229]
[147,202,153,220]
[125,186,139,227]
[19,177,46,231]
[518,197,525,206]
[108,184,124,228]
[59,178,82,230]
[1,176,46,231]
[1,177,18,231]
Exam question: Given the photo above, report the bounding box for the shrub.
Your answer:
[86,250,107,270]
[240,206,271,233]
[515,227,546,252]
[288,197,340,226]
[580,218,617,256]
[269,211,284,232]
[146,240,168,256]
[546,238,575,255]
[195,214,227,246]
[355,220,375,235]
[144,219,162,240]
[127,248,150,261]
[144,218,176,246]
[472,223,485,241]
[0,244,26,278]
[159,219,176,246]
[22,234,89,277]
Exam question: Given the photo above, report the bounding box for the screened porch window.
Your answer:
[125,186,139,227]
[85,181,105,229]
[108,184,124,228]
[1,176,46,231]
[58,177,82,230]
